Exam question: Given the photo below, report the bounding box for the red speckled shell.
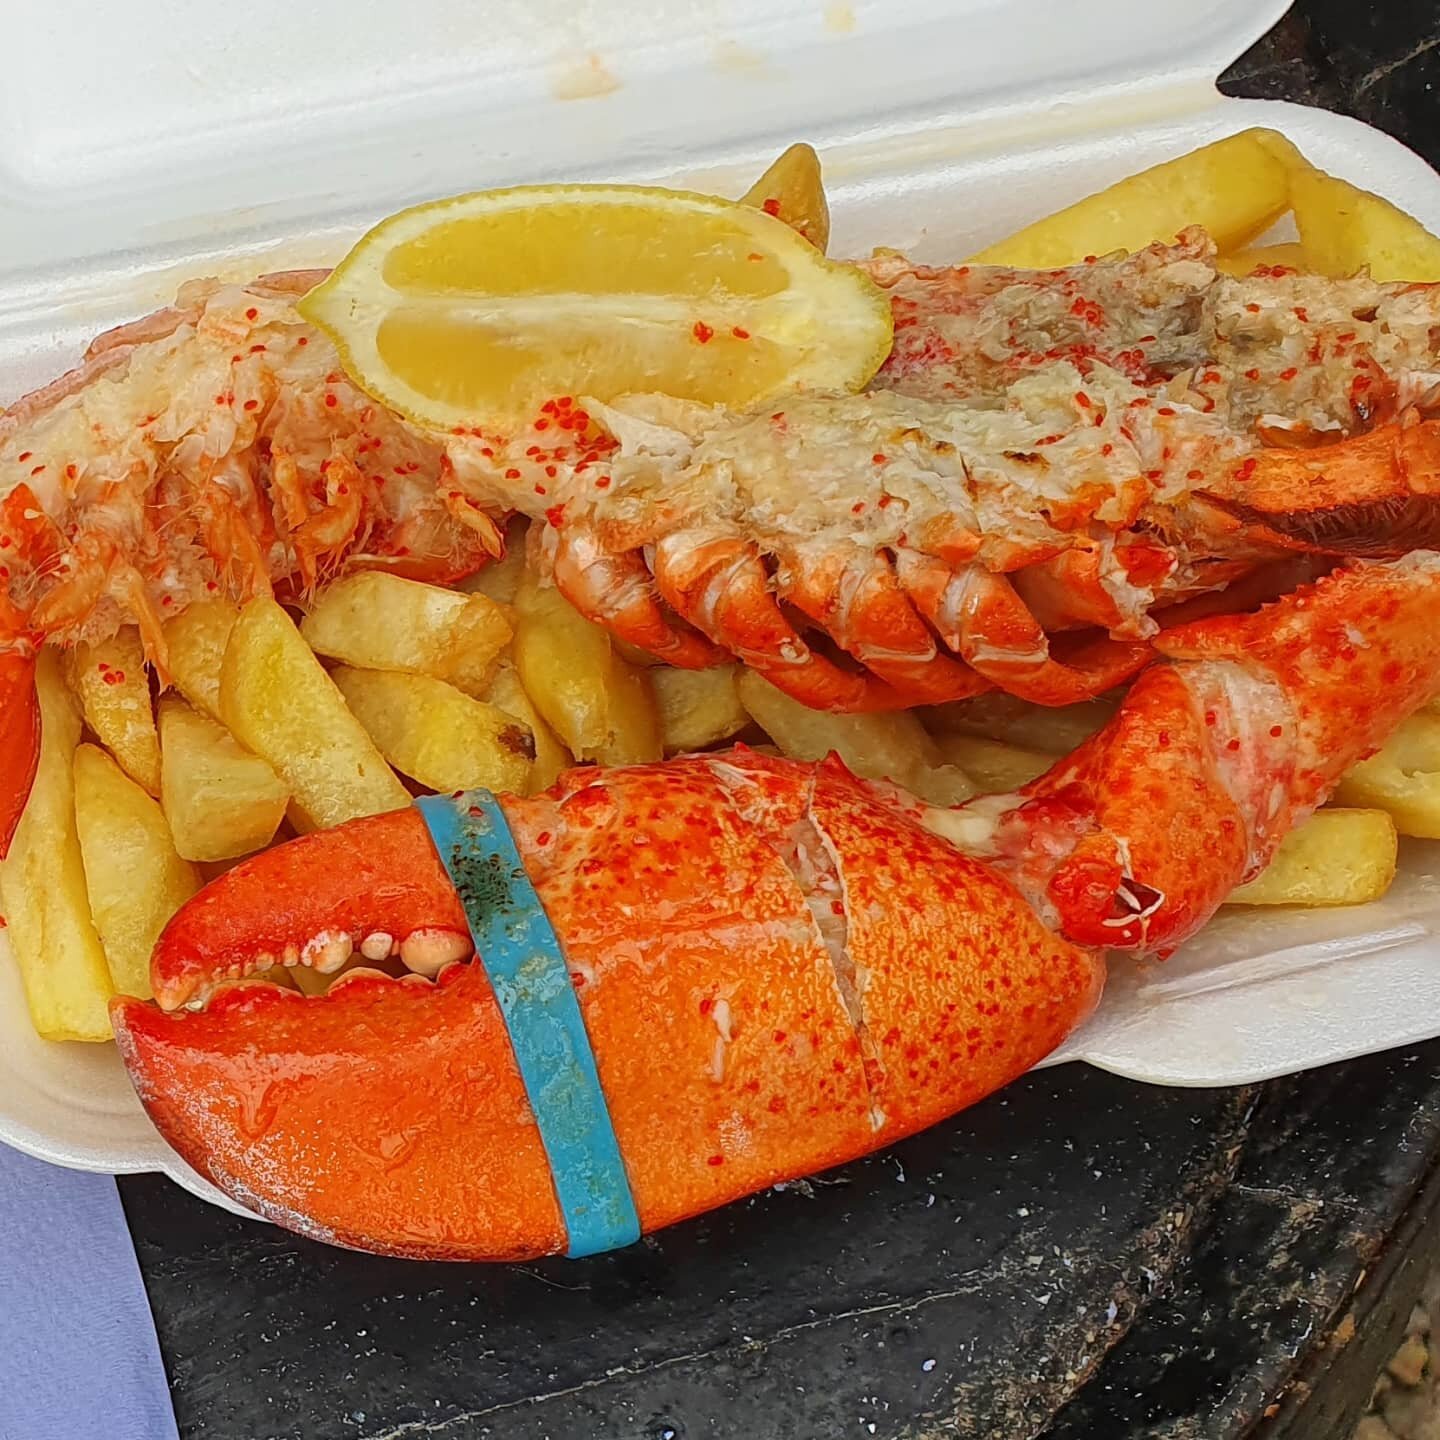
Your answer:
[148,807,469,1011]
[0,649,39,858]
[806,757,1103,1144]
[508,758,876,1234]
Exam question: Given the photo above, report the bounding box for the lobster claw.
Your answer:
[0,648,40,859]
[111,752,1103,1261]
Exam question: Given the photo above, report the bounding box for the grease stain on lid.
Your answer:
[710,38,777,78]
[550,53,621,101]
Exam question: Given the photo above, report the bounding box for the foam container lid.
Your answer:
[3,0,1440,1220]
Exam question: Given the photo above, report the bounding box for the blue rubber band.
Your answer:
[414,791,641,1258]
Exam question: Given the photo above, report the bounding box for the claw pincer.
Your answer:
[113,752,1100,1260]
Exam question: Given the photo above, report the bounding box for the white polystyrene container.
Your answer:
[4,0,1440,1222]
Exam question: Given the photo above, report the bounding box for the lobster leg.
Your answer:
[1195,411,1440,557]
[549,523,724,669]
[651,527,910,711]
[895,553,1152,704]
[1008,543,1198,633]
[111,751,1101,1260]
[776,540,990,705]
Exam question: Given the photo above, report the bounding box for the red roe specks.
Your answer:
[504,753,880,1226]
[806,758,1101,1141]
[465,402,621,499]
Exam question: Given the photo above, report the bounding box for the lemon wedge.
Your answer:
[298,184,893,432]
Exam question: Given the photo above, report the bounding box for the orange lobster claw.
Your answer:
[0,649,39,858]
[112,754,1103,1260]
[982,554,1440,953]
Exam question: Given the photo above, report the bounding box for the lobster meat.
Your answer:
[0,270,496,852]
[112,552,1440,1260]
[6,234,1440,849]
[450,232,1440,713]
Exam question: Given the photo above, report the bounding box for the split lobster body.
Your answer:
[6,239,1440,855]
[469,236,1440,714]
[114,754,1100,1260]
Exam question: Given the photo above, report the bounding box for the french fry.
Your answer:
[458,518,530,607]
[163,597,239,722]
[741,142,830,253]
[1215,242,1307,277]
[922,692,1116,755]
[0,651,114,1040]
[74,743,200,1000]
[737,671,975,806]
[652,664,751,754]
[512,569,662,765]
[1290,165,1440,281]
[65,628,161,795]
[1335,713,1440,838]
[483,662,573,793]
[220,595,409,829]
[970,129,1302,267]
[300,571,513,698]
[1227,809,1397,907]
[932,733,1055,794]
[332,667,536,796]
[159,696,291,862]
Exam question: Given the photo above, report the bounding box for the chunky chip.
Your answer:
[512,570,662,766]
[220,596,409,829]
[653,665,751,755]
[301,571,512,698]
[74,743,200,1000]
[738,672,974,806]
[0,653,114,1041]
[970,129,1301,266]
[159,696,292,862]
[482,663,573,794]
[333,667,536,797]
[163,598,240,722]
[1290,165,1440,281]
[1227,809,1397,907]
[66,629,160,796]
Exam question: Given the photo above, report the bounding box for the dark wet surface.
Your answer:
[124,1035,1440,1440]
[126,1068,1257,1439]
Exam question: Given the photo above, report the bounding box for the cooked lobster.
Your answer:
[449,232,1440,711]
[4,234,1439,850]
[111,553,1440,1259]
